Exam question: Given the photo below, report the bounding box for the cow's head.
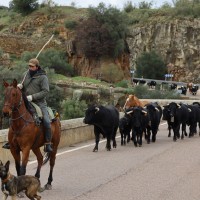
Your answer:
[83,105,100,125]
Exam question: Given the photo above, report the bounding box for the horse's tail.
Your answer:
[42,152,50,165]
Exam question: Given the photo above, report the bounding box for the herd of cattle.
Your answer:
[83,97,200,151]
[132,78,199,96]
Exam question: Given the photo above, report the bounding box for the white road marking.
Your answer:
[28,122,167,165]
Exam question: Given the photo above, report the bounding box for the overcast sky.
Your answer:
[0,0,173,9]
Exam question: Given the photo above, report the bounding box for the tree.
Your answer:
[138,1,153,9]
[10,0,39,15]
[123,1,135,13]
[135,51,167,80]
[75,3,129,59]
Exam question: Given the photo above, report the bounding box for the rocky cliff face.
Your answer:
[127,18,200,82]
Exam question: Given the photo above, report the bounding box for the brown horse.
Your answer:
[2,79,61,190]
[123,94,149,110]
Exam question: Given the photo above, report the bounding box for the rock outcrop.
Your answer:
[127,18,200,82]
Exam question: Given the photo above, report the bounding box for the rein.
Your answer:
[4,87,34,134]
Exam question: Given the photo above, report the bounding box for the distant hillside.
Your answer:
[1,3,200,83]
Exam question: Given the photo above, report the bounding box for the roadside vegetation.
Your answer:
[0,0,194,126]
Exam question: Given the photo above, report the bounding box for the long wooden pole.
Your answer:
[36,34,54,58]
[21,34,54,84]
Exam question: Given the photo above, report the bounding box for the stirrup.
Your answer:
[44,143,53,152]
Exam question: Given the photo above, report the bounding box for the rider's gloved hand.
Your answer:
[17,83,23,89]
[27,95,33,102]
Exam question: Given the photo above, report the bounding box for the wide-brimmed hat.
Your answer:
[29,58,39,67]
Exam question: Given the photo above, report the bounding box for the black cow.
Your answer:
[192,102,200,135]
[119,114,132,146]
[127,106,149,147]
[138,79,146,85]
[162,105,172,137]
[83,105,119,152]
[170,83,177,90]
[177,86,187,95]
[190,85,199,95]
[163,102,189,141]
[186,103,200,137]
[144,103,162,143]
[147,81,157,89]
[132,78,139,86]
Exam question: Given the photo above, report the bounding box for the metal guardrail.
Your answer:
[132,77,200,87]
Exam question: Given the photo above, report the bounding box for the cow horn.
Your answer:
[95,107,99,113]
[188,108,192,112]
[126,110,133,114]
[142,110,147,114]
[155,107,159,112]
[176,103,181,108]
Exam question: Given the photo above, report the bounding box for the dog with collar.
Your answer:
[0,160,41,200]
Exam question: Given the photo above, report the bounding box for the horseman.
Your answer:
[3,58,53,152]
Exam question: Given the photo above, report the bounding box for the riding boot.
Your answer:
[2,142,10,149]
[44,128,53,152]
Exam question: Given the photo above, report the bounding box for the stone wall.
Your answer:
[0,99,200,163]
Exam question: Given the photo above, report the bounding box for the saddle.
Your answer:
[29,102,57,126]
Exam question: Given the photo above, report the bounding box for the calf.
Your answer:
[83,105,119,152]
[119,114,132,145]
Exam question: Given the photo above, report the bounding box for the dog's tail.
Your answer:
[42,152,50,165]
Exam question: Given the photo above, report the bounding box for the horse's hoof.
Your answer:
[17,191,25,198]
[93,148,98,152]
[44,184,52,190]
[38,186,46,192]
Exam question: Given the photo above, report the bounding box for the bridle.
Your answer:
[3,87,34,131]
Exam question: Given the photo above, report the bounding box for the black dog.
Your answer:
[0,160,41,200]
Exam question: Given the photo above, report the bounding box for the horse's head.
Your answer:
[2,79,22,117]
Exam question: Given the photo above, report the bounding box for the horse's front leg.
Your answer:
[10,146,21,176]
[20,148,31,175]
[32,148,43,179]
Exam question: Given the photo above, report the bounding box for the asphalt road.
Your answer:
[7,122,200,200]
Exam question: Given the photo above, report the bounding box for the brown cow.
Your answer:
[123,94,149,110]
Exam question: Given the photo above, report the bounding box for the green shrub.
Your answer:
[131,85,181,99]
[80,91,99,105]
[115,80,128,88]
[63,99,87,119]
[65,20,78,29]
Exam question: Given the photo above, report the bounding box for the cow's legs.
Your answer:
[112,127,117,148]
[120,132,124,145]
[106,137,111,151]
[132,130,137,147]
[93,126,101,152]
[138,132,142,147]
